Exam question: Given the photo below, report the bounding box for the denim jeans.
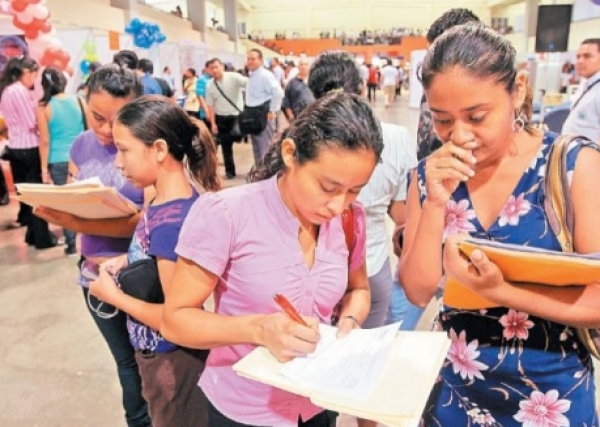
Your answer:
[386,278,425,330]
[82,287,152,427]
[49,162,76,246]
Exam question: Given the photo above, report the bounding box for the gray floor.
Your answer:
[0,93,593,426]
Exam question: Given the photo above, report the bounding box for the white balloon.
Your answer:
[31,4,50,20]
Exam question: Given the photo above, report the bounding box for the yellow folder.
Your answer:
[444,238,600,309]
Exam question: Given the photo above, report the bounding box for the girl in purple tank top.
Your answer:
[35,63,152,427]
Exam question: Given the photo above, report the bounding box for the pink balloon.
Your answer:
[15,10,33,24]
[0,0,12,14]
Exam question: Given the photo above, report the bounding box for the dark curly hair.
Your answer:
[248,92,383,182]
[426,8,480,44]
[307,51,363,99]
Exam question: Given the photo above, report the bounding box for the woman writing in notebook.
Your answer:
[161,93,383,427]
[35,65,152,427]
[400,24,600,425]
[88,96,220,426]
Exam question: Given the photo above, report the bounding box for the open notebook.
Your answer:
[15,178,139,219]
[233,324,450,427]
[444,237,600,309]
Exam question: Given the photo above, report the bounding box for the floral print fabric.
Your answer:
[417,133,598,427]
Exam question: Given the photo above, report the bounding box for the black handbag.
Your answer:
[214,80,243,139]
[238,101,270,135]
[116,258,164,304]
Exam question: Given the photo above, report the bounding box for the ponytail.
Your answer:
[247,130,288,183]
[188,119,220,191]
[116,95,221,191]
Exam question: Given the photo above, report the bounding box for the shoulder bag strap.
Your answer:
[546,134,600,360]
[341,203,356,266]
[214,80,242,113]
[77,97,88,131]
[571,79,600,111]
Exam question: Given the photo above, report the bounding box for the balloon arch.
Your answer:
[0,0,72,75]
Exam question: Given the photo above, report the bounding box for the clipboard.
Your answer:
[233,330,450,427]
[444,237,600,309]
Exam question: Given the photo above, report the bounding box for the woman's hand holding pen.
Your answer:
[425,141,478,208]
[257,313,320,363]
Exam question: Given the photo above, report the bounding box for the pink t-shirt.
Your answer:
[176,175,366,426]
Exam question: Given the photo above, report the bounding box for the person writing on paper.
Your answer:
[37,67,86,256]
[88,97,220,426]
[308,50,416,427]
[34,65,153,427]
[400,24,600,425]
[161,93,383,427]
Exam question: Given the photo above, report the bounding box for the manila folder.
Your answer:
[14,181,138,219]
[233,331,450,427]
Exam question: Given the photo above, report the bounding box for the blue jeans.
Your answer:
[82,287,152,427]
[386,278,425,330]
[48,162,76,246]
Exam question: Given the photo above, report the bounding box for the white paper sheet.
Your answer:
[280,322,401,401]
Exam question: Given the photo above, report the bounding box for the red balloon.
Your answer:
[24,28,39,39]
[12,16,27,31]
[39,20,51,33]
[11,0,30,13]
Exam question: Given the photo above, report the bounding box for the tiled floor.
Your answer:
[0,93,592,426]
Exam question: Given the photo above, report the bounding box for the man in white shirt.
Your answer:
[562,38,600,142]
[245,49,284,164]
[380,59,398,107]
[270,57,285,88]
[206,58,248,179]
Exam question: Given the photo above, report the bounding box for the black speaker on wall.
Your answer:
[535,5,572,53]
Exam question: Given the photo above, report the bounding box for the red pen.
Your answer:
[273,294,309,327]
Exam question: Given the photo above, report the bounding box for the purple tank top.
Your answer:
[69,131,144,257]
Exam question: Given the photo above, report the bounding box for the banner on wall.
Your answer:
[0,35,28,72]
[108,31,120,51]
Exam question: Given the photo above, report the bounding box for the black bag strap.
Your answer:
[571,79,600,111]
[214,79,242,113]
[77,97,88,131]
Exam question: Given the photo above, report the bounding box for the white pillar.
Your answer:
[110,0,138,22]
[187,0,207,34]
[223,0,237,42]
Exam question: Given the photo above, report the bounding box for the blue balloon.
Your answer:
[148,23,160,34]
[80,60,91,75]
[129,18,142,32]
[155,33,166,44]
[125,24,135,34]
[134,33,147,48]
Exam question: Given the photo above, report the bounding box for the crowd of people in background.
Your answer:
[2,5,600,427]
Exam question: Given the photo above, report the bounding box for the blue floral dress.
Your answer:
[417,133,598,427]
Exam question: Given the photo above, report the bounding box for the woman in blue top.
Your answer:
[37,67,86,255]
[88,96,220,426]
[400,24,600,426]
